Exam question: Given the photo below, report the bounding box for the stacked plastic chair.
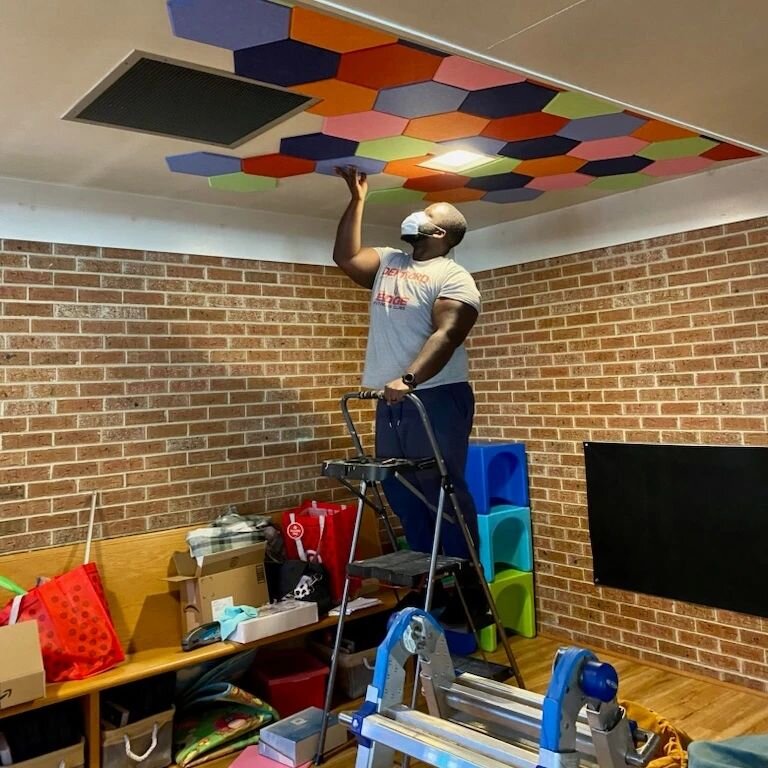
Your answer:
[465,441,536,649]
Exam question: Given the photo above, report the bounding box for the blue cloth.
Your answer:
[375,382,479,558]
[219,605,259,639]
[689,736,768,767]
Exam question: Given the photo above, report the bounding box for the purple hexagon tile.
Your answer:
[375,82,468,119]
[168,0,290,50]
[579,156,653,176]
[484,188,543,203]
[315,155,387,176]
[526,172,595,191]
[280,132,358,160]
[166,152,242,176]
[568,136,649,161]
[500,135,579,160]
[467,172,532,191]
[460,82,558,118]
[558,113,647,141]
[323,111,408,142]
[642,156,715,177]
[434,56,525,90]
[234,40,340,87]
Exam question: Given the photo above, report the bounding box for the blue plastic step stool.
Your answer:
[477,504,533,582]
[466,442,528,512]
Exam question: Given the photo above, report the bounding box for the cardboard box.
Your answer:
[229,599,318,644]
[0,620,45,709]
[259,707,347,765]
[166,542,268,634]
[12,739,84,768]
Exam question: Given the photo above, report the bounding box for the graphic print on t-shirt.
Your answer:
[374,264,430,310]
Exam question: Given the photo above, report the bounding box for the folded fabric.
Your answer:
[186,510,266,559]
[219,605,260,640]
[688,736,768,768]
[620,699,691,768]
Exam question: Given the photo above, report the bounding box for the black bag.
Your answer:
[278,560,333,616]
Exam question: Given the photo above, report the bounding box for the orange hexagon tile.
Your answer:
[337,43,443,90]
[385,155,440,178]
[404,173,470,192]
[290,6,397,53]
[425,187,485,203]
[482,112,569,142]
[404,112,490,142]
[292,78,377,116]
[631,120,699,142]
[515,155,586,176]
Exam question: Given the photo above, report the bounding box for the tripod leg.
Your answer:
[315,481,368,764]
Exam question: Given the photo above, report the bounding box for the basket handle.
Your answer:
[124,723,158,763]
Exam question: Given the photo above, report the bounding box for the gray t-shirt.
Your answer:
[361,247,481,390]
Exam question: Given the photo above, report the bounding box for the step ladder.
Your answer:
[314,391,525,764]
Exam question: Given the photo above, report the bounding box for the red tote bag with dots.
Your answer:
[0,563,125,682]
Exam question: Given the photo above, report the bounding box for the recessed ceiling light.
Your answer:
[419,150,494,173]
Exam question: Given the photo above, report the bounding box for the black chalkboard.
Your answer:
[583,441,768,618]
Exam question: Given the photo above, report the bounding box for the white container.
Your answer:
[229,600,318,644]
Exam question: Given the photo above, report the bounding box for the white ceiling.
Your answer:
[0,0,765,231]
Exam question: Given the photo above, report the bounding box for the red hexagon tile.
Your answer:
[337,43,443,90]
[241,153,315,177]
[404,173,470,192]
[482,112,568,142]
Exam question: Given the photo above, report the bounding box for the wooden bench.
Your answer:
[0,513,390,768]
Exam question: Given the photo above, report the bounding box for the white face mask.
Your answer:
[400,211,445,244]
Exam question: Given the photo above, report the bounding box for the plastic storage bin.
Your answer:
[101,709,174,768]
[310,641,375,699]
[249,649,329,717]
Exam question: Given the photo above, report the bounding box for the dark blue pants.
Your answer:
[375,382,479,558]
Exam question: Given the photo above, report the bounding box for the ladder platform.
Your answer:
[451,655,513,683]
[347,550,467,587]
[322,456,436,482]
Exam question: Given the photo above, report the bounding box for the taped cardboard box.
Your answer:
[166,542,268,634]
[0,620,45,709]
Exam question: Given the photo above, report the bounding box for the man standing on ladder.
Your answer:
[333,166,485,622]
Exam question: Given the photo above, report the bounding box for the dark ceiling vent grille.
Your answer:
[63,51,315,148]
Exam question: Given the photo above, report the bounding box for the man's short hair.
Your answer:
[428,203,468,250]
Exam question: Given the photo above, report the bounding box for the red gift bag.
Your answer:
[0,562,125,682]
[282,500,359,603]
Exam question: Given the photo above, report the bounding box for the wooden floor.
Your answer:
[318,633,768,768]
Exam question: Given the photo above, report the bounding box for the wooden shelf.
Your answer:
[2,591,398,718]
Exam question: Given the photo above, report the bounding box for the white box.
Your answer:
[259,708,347,765]
[229,600,318,644]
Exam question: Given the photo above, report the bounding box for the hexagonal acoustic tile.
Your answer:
[590,173,655,191]
[208,172,278,191]
[289,6,397,53]
[543,92,622,119]
[168,0,289,50]
[460,82,558,119]
[484,188,543,203]
[375,82,468,119]
[439,136,507,156]
[526,172,594,191]
[638,137,718,160]
[500,135,579,160]
[404,112,489,142]
[357,136,436,162]
[315,155,387,176]
[280,133,358,160]
[467,172,532,191]
[433,56,525,90]
[385,155,442,178]
[568,136,649,161]
[292,79,377,116]
[323,111,408,142]
[337,43,443,90]
[701,143,760,161]
[558,113,647,141]
[241,153,315,177]
[367,187,425,204]
[579,156,653,176]
[516,156,585,176]
[642,156,715,177]
[234,39,340,87]
[166,152,242,176]
[425,187,486,203]
[631,120,699,142]
[463,157,521,177]
[482,112,568,142]
[404,174,470,192]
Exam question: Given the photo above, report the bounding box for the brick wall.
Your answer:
[0,239,374,552]
[469,215,768,692]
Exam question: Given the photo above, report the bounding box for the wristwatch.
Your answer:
[401,372,417,389]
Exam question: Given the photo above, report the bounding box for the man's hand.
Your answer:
[336,165,368,202]
[383,377,412,404]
